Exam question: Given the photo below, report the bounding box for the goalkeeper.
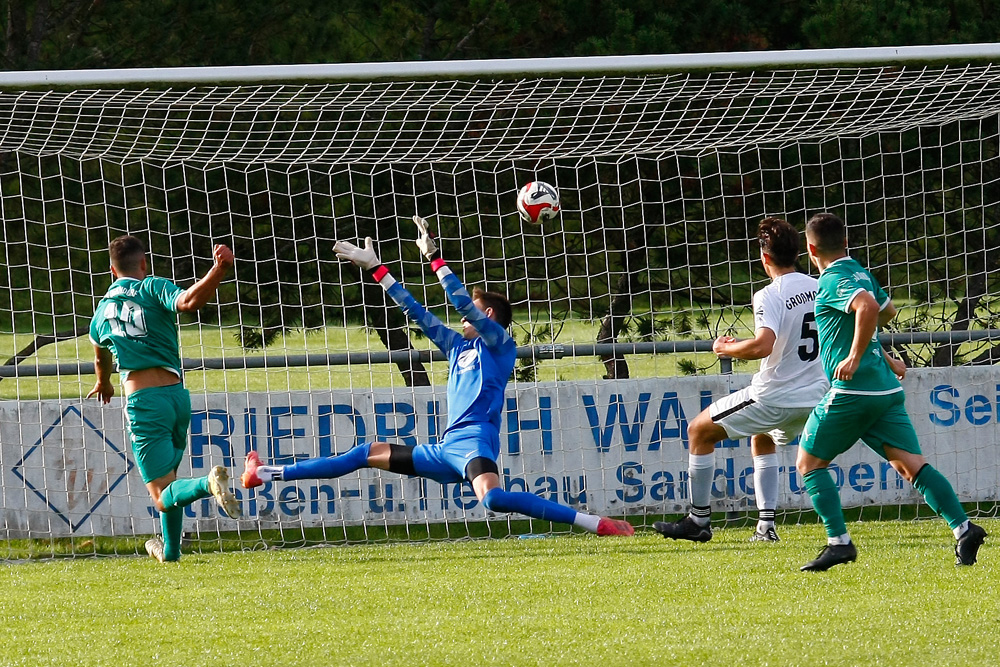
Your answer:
[241,216,634,538]
[88,235,241,563]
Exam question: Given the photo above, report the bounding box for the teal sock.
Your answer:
[160,508,184,562]
[160,477,211,511]
[803,468,847,538]
[912,464,968,530]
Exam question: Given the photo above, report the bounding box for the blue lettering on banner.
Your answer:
[369,483,394,513]
[375,402,417,447]
[583,393,651,452]
[648,392,688,450]
[617,461,645,502]
[279,485,305,516]
[426,401,443,445]
[269,405,308,464]
[317,404,368,456]
[505,395,553,455]
[190,409,235,468]
[650,470,676,501]
[929,383,1000,427]
[585,392,701,452]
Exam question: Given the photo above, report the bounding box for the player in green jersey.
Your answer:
[88,235,241,562]
[796,212,986,571]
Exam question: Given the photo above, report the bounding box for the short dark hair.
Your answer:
[472,288,512,328]
[757,217,800,268]
[805,212,846,254]
[109,235,146,274]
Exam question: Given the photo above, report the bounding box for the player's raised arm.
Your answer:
[174,244,234,313]
[334,236,461,352]
[412,215,513,351]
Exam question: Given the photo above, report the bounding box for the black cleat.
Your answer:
[955,522,987,566]
[800,542,858,572]
[749,526,780,542]
[653,517,712,543]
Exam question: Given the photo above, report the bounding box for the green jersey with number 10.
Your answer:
[89,276,185,378]
[815,256,900,394]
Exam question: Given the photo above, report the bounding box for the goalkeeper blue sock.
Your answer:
[803,468,848,539]
[282,442,372,481]
[481,488,578,526]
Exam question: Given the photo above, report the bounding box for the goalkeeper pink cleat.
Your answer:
[596,517,635,537]
[241,451,264,489]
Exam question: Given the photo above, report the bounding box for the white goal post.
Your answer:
[1,44,1000,557]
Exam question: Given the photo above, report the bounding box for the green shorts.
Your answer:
[800,389,921,462]
[124,383,191,483]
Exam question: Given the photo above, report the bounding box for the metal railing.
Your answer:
[2,330,998,378]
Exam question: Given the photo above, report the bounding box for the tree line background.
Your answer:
[1,0,999,383]
[2,0,999,70]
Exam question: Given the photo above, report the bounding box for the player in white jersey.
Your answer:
[654,218,829,543]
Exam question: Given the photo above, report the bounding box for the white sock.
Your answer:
[953,520,971,540]
[827,533,852,546]
[256,465,283,482]
[752,453,779,522]
[688,453,715,509]
[573,513,601,533]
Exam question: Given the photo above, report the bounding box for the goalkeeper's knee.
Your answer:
[481,487,513,513]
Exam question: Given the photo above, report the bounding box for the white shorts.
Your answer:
[708,386,812,446]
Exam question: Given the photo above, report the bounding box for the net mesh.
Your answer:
[1,61,999,558]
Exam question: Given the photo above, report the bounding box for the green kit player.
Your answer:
[796,212,986,571]
[88,235,241,562]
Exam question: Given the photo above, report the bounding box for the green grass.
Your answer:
[0,520,996,667]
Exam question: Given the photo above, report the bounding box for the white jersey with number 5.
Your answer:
[748,271,829,408]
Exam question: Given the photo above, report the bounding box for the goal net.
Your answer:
[2,48,1000,557]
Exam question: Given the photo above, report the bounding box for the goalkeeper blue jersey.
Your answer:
[382,267,516,434]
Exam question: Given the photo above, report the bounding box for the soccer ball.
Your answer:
[516,181,560,224]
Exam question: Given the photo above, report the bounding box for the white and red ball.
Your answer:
[516,181,560,224]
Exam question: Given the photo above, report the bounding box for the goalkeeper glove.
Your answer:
[413,215,440,261]
[333,237,381,270]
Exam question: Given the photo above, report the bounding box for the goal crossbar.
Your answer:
[2,43,1000,87]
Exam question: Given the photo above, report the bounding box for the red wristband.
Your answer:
[370,265,389,281]
[430,257,447,272]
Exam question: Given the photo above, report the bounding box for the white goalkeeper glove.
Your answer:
[412,215,440,261]
[333,237,381,270]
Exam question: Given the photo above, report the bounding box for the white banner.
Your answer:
[1,367,996,538]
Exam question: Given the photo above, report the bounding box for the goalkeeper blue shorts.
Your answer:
[411,424,500,484]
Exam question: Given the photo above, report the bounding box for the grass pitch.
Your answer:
[0,520,996,667]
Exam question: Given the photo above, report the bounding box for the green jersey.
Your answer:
[815,256,900,394]
[89,276,185,378]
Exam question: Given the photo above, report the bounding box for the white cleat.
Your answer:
[145,537,166,563]
[208,465,241,519]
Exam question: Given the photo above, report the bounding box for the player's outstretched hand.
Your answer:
[333,237,380,270]
[86,380,114,405]
[413,215,438,260]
